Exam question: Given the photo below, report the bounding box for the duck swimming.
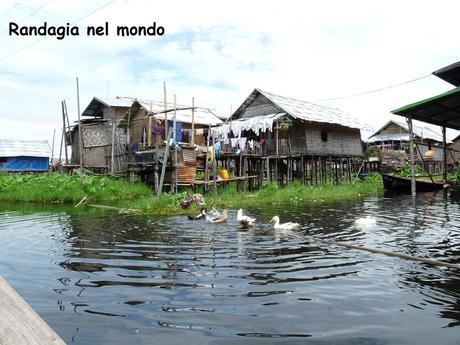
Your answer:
[208,206,220,218]
[237,209,255,228]
[269,216,300,230]
[211,209,228,223]
[354,216,376,226]
[187,208,207,221]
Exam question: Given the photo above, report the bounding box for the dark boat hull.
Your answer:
[381,173,444,193]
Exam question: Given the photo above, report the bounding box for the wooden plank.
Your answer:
[0,277,65,345]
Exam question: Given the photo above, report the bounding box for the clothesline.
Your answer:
[211,113,285,139]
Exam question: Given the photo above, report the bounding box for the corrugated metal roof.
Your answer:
[82,97,133,117]
[392,86,460,131]
[233,89,366,130]
[433,60,460,86]
[367,120,445,143]
[0,139,51,158]
[136,99,223,126]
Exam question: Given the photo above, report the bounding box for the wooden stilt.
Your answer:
[442,126,447,182]
[407,116,416,195]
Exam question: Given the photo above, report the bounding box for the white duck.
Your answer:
[211,209,228,223]
[269,216,300,230]
[208,206,220,218]
[237,209,255,228]
[354,216,376,226]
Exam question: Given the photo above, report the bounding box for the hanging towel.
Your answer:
[214,141,221,160]
[207,146,214,162]
[230,138,238,148]
[237,137,247,151]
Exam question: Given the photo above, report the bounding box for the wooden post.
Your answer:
[126,107,132,146]
[275,122,279,156]
[111,119,116,174]
[318,156,323,185]
[442,125,447,182]
[60,101,68,164]
[407,116,416,195]
[334,158,339,185]
[347,158,352,183]
[204,129,210,194]
[191,96,195,145]
[274,158,278,184]
[148,102,152,148]
[172,95,177,193]
[213,136,217,194]
[58,127,63,166]
[63,100,70,162]
[76,77,84,182]
[164,82,168,140]
[157,130,172,197]
[266,157,270,182]
[415,143,435,185]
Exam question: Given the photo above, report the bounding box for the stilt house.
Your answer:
[209,88,366,187]
[70,97,133,173]
[212,88,364,157]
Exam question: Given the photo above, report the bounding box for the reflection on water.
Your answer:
[2,194,460,344]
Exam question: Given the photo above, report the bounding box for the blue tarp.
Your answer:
[0,156,49,171]
[168,120,182,142]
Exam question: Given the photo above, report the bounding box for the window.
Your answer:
[321,131,328,142]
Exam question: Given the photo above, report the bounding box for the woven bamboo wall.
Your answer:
[82,123,111,147]
[240,93,280,119]
[303,124,363,156]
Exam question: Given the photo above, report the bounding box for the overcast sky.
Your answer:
[1,0,460,152]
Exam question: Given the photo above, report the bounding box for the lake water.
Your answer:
[1,193,460,344]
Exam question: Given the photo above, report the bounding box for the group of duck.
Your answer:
[187,207,301,230]
[181,193,300,230]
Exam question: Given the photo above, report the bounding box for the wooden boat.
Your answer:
[381,173,444,193]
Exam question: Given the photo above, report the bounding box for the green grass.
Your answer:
[0,172,384,216]
[0,172,152,203]
[123,173,384,216]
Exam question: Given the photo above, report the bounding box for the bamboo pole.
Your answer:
[164,82,168,139]
[76,77,84,182]
[318,238,460,271]
[172,95,177,193]
[213,136,217,193]
[353,160,365,184]
[157,130,172,197]
[148,101,152,148]
[58,127,63,166]
[63,100,70,130]
[63,101,70,163]
[191,96,195,145]
[415,143,435,185]
[61,101,68,164]
[111,119,116,174]
[204,129,210,194]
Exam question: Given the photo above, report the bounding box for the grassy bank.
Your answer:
[0,172,384,216]
[123,173,384,216]
[0,172,151,203]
